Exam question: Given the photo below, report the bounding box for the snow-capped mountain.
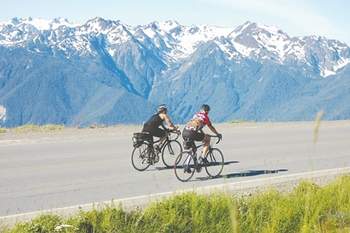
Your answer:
[1,18,349,76]
[0,17,349,127]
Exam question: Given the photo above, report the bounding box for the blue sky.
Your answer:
[1,0,349,44]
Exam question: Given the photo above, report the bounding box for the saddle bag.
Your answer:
[132,132,151,147]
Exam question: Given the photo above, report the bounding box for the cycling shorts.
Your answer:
[142,127,166,140]
[182,128,205,142]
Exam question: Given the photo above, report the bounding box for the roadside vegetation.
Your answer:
[0,123,111,134]
[2,176,350,233]
[14,124,65,133]
[0,124,65,134]
[230,119,250,124]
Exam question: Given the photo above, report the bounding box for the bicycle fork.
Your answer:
[184,152,201,173]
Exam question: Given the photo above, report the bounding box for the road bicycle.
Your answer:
[174,135,224,182]
[131,129,182,171]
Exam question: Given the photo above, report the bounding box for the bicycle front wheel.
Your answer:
[174,151,195,182]
[131,143,151,171]
[204,148,224,178]
[161,140,182,167]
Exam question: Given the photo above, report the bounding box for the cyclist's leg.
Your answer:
[195,132,209,157]
[141,130,155,158]
[159,128,167,145]
[141,127,153,143]
[182,129,196,152]
[202,134,210,158]
[151,128,166,150]
[182,129,196,173]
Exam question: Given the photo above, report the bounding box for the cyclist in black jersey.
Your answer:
[142,104,178,144]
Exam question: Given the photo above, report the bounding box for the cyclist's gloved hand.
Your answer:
[217,133,222,139]
[173,126,180,134]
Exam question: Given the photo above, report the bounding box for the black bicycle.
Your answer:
[174,135,224,182]
[131,129,182,171]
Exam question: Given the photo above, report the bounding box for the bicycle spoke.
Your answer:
[204,148,224,178]
[162,140,182,168]
[131,143,151,171]
[174,152,195,182]
[168,144,174,155]
[209,153,216,164]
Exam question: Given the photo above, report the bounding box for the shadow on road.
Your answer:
[153,160,240,171]
[224,160,240,166]
[196,169,288,181]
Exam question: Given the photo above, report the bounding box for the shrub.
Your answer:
[4,176,350,233]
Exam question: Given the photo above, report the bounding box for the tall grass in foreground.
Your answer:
[3,176,350,233]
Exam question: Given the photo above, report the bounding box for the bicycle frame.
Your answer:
[174,134,223,182]
[132,129,182,171]
[184,135,221,169]
[142,130,181,164]
[184,134,221,155]
[149,130,180,150]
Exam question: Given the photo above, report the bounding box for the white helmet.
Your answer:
[157,104,168,113]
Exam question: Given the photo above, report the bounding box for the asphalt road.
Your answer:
[0,121,349,216]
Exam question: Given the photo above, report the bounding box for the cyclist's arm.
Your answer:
[207,121,220,135]
[160,113,176,130]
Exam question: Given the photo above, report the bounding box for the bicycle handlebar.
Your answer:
[165,128,181,140]
[207,134,222,144]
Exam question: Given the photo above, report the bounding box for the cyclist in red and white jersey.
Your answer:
[182,104,222,157]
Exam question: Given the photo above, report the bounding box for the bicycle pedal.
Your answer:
[154,155,160,163]
[184,166,192,174]
[185,168,192,174]
[198,156,203,163]
[201,157,209,164]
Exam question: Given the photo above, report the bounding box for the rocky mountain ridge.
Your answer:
[0,17,349,126]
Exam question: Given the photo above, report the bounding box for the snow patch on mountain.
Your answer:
[138,21,232,60]
[171,24,232,59]
[158,20,181,32]
[321,58,350,77]
[0,18,349,77]
[1,17,350,126]
[24,17,76,30]
[0,17,76,31]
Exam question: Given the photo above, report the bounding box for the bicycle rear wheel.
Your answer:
[162,140,182,167]
[131,143,151,171]
[174,151,195,182]
[204,148,224,178]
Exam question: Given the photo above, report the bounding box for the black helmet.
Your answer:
[157,104,168,113]
[201,104,210,112]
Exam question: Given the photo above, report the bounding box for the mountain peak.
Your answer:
[10,17,21,25]
[233,21,287,37]
[2,17,76,30]
[0,17,349,78]
[83,17,125,33]
[85,17,116,26]
[158,20,182,33]
[0,17,350,127]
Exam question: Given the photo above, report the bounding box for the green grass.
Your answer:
[2,176,350,233]
[230,119,248,124]
[2,123,107,133]
[12,124,65,133]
